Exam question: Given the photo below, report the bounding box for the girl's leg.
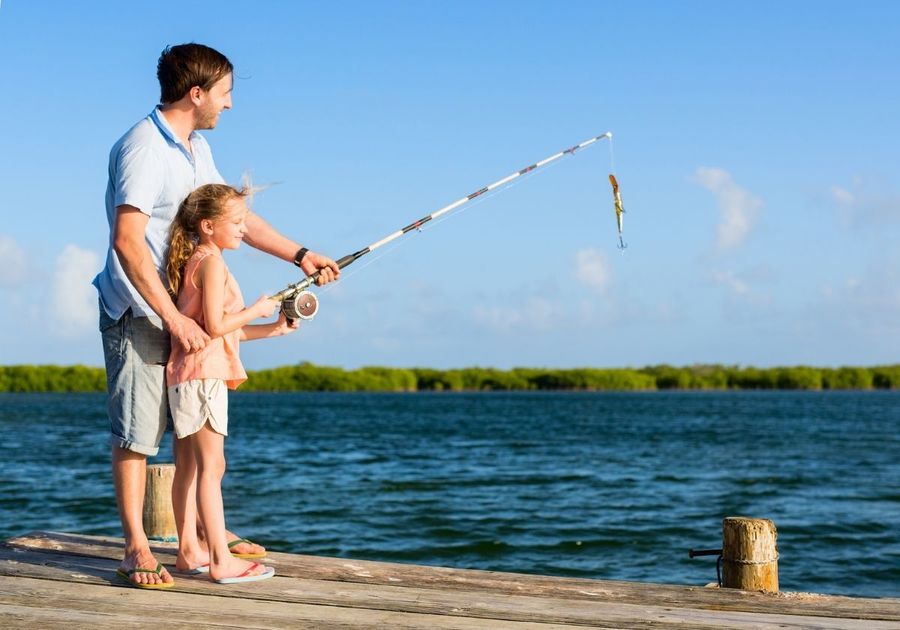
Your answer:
[172,434,209,571]
[192,422,267,580]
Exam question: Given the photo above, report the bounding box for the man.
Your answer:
[93,43,339,587]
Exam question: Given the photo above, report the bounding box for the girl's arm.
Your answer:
[240,312,300,342]
[198,255,278,338]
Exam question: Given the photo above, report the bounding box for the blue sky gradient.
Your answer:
[1,1,898,369]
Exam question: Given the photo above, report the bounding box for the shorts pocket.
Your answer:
[100,307,128,385]
[131,316,171,366]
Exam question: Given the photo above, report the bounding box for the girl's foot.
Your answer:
[174,547,211,574]
[210,558,275,584]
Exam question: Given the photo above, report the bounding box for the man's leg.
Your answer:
[112,446,173,585]
[102,306,173,586]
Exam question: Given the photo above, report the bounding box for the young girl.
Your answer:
[165,183,297,584]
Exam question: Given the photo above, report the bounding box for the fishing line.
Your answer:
[316,158,565,297]
[274,132,618,321]
[608,132,616,175]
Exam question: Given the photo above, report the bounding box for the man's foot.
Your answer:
[116,550,174,589]
[197,527,267,558]
[225,531,266,559]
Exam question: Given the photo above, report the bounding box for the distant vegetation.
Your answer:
[2,363,899,393]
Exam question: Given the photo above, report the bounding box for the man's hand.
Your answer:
[300,251,341,286]
[166,312,211,353]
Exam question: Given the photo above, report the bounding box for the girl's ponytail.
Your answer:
[166,214,196,298]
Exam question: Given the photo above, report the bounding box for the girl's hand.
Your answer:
[276,311,300,335]
[251,295,280,319]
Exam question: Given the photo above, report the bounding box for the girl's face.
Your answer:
[203,197,249,251]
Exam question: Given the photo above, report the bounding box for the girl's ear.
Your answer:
[199,218,215,236]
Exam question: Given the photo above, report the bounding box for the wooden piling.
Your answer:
[143,463,176,542]
[721,516,778,592]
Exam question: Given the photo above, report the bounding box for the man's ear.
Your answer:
[189,85,203,105]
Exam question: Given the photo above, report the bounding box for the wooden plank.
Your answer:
[7,532,899,622]
[0,545,894,629]
[0,576,611,630]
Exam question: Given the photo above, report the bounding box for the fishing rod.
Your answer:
[274,132,616,321]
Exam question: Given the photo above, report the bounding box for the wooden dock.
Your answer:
[1,532,897,629]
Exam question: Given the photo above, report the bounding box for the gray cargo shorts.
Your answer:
[99,301,171,456]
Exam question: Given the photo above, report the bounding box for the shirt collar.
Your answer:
[150,106,198,149]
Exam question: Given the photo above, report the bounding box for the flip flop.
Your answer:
[213,562,275,584]
[173,563,210,576]
[228,537,266,559]
[116,562,175,589]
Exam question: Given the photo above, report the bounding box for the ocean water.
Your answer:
[1,391,897,598]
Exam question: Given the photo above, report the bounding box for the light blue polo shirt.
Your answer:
[93,108,225,319]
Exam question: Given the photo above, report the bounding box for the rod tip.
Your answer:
[604,131,613,138]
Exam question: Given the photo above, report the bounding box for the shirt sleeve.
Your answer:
[113,144,164,215]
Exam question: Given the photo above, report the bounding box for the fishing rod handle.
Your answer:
[278,252,357,297]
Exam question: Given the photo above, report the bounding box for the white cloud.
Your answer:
[0,235,27,287]
[828,178,900,227]
[694,167,762,250]
[817,262,900,335]
[52,245,100,337]
[709,267,774,310]
[472,296,562,334]
[575,248,611,293]
[830,185,855,206]
[711,270,749,296]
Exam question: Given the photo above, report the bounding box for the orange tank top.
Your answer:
[166,247,248,389]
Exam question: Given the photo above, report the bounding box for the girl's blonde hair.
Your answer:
[166,183,248,297]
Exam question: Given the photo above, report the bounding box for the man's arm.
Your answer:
[113,205,210,352]
[244,212,340,285]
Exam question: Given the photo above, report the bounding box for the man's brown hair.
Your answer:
[157,43,234,105]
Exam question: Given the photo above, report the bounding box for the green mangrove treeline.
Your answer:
[2,363,900,393]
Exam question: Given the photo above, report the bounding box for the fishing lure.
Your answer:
[609,174,626,249]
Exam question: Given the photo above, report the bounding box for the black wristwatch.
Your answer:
[293,247,309,268]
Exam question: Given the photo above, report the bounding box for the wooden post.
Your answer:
[721,517,778,592]
[143,463,177,542]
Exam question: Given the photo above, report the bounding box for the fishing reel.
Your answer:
[281,290,318,321]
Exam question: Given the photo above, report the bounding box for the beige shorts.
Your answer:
[167,378,229,439]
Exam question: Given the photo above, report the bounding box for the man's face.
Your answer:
[195,73,233,130]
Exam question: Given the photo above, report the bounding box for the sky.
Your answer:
[1,1,898,370]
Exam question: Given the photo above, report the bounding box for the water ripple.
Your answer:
[1,391,898,597]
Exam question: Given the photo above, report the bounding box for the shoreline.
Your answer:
[2,363,898,393]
